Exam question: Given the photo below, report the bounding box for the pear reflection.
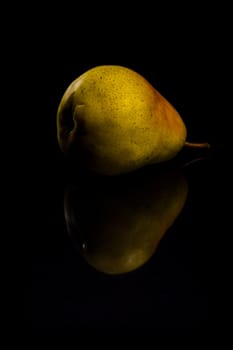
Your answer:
[64,167,189,275]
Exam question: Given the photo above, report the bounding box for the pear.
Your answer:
[57,65,209,175]
[64,167,189,275]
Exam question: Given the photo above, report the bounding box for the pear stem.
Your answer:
[184,141,210,149]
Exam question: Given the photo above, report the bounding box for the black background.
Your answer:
[25,48,227,335]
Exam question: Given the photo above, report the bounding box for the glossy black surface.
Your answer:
[25,61,226,335]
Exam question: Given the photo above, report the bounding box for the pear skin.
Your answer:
[64,167,189,275]
[57,65,187,175]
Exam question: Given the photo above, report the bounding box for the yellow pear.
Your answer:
[64,167,189,275]
[57,65,209,175]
